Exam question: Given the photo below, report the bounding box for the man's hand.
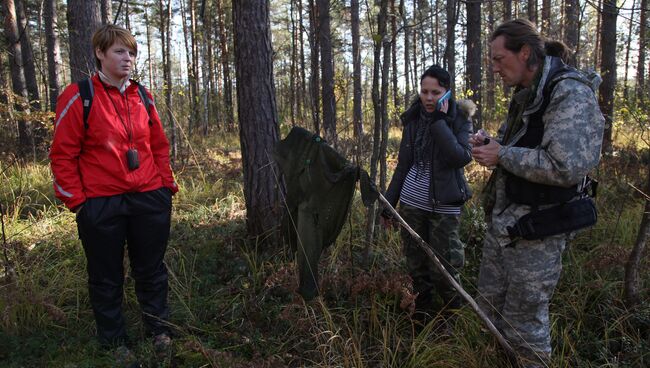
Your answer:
[472,139,502,168]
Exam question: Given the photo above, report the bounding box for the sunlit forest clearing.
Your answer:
[1,0,649,367]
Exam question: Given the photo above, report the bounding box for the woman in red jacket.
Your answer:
[50,25,177,350]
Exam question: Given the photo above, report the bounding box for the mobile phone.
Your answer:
[437,90,452,110]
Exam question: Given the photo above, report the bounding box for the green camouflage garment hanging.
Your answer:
[274,127,377,300]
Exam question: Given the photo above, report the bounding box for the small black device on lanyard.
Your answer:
[103,81,139,170]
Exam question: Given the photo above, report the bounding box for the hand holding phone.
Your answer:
[437,90,452,111]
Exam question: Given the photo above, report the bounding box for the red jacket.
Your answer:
[50,74,177,210]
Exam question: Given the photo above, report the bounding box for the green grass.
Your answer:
[0,133,648,367]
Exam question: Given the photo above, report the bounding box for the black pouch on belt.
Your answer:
[506,197,597,241]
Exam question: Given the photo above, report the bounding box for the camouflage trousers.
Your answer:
[477,227,566,367]
[399,204,465,312]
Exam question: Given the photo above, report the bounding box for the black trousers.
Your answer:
[76,188,172,345]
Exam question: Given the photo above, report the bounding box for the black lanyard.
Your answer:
[102,82,134,148]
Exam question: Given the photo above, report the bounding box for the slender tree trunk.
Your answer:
[318,0,336,144]
[504,0,512,20]
[233,0,284,239]
[101,0,112,24]
[144,2,155,90]
[598,0,618,154]
[351,0,363,138]
[541,0,550,34]
[594,0,602,70]
[298,0,307,123]
[466,0,482,130]
[379,0,391,192]
[624,166,650,307]
[391,0,398,115]
[527,0,537,23]
[445,0,457,91]
[200,0,211,135]
[289,0,297,126]
[67,0,100,81]
[216,0,234,130]
[190,0,201,132]
[402,0,410,107]
[637,0,648,102]
[623,0,637,100]
[563,0,579,66]
[486,0,495,115]
[44,0,62,112]
[15,0,40,111]
[158,0,175,160]
[308,0,321,134]
[4,0,32,157]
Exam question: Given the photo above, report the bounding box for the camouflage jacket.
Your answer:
[489,56,605,247]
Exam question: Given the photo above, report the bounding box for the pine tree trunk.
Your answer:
[216,0,234,130]
[486,0,495,115]
[391,0,398,114]
[158,0,175,160]
[445,0,457,92]
[351,0,363,138]
[289,0,297,126]
[189,0,201,132]
[4,0,33,158]
[67,0,100,81]
[563,0,580,66]
[308,0,321,134]
[541,0,550,34]
[298,0,307,123]
[44,0,62,112]
[637,0,647,102]
[504,0,512,20]
[379,0,391,192]
[318,0,336,145]
[15,0,40,111]
[402,0,410,107]
[101,0,112,24]
[466,0,482,130]
[598,0,618,154]
[233,0,284,238]
[624,166,650,307]
[623,0,637,100]
[527,0,537,23]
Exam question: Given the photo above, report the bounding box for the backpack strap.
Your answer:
[77,78,94,129]
[134,81,154,126]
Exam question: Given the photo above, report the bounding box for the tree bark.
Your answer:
[3,0,32,157]
[158,0,175,160]
[379,0,391,192]
[598,0,617,154]
[486,0,495,114]
[101,0,112,24]
[351,0,363,138]
[317,0,336,144]
[624,168,650,307]
[216,0,234,130]
[466,0,482,130]
[44,0,62,112]
[563,0,580,66]
[15,0,40,111]
[67,0,101,81]
[308,0,321,134]
[233,0,284,238]
[637,0,647,102]
[402,0,410,107]
[541,0,550,34]
[444,0,457,92]
[623,0,637,100]
[527,0,537,23]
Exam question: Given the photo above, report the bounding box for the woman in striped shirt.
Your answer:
[383,65,475,323]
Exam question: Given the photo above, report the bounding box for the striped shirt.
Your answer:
[399,163,461,215]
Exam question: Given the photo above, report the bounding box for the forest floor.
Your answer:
[0,130,649,367]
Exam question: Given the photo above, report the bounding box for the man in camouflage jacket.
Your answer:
[471,19,604,367]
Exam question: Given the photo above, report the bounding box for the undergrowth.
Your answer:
[0,133,648,368]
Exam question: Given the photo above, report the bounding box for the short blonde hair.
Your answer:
[92,24,137,69]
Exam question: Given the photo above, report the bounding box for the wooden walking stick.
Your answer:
[378,193,519,364]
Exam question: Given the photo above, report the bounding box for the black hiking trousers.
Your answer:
[75,188,172,346]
